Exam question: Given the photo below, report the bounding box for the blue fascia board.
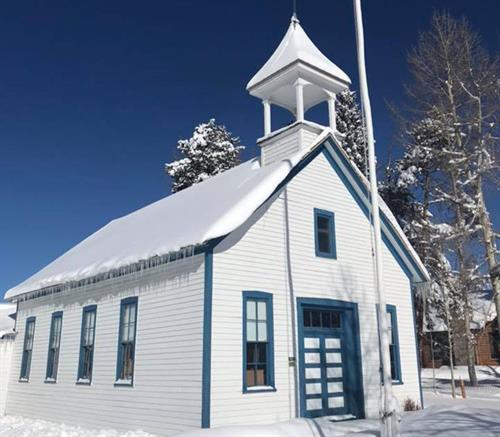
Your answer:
[201,249,213,428]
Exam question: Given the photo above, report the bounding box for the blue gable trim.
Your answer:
[257,140,425,282]
[320,145,424,282]
[201,248,213,428]
[322,142,426,280]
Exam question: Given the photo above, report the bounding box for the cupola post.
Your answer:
[295,79,306,122]
[327,93,337,132]
[263,99,271,135]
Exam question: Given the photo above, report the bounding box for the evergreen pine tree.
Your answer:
[335,90,368,175]
[165,119,245,193]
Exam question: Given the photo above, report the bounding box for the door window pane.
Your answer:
[303,309,341,329]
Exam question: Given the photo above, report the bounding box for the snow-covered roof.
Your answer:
[4,135,320,300]
[0,303,16,337]
[247,18,351,90]
[5,131,429,300]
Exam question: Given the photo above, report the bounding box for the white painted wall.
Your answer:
[210,150,420,427]
[0,337,15,415]
[6,255,205,436]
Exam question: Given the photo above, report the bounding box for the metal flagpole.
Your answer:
[352,1,399,436]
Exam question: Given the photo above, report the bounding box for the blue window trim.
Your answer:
[45,311,63,382]
[115,296,138,386]
[376,304,403,384]
[19,316,36,381]
[242,291,275,393]
[77,305,97,384]
[387,305,403,384]
[314,208,337,259]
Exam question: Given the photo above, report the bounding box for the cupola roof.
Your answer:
[247,17,351,111]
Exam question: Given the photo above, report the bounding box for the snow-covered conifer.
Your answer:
[335,90,368,175]
[166,119,245,193]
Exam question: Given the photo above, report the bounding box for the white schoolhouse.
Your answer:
[3,17,429,436]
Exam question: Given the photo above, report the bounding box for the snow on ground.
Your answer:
[1,370,499,437]
[1,399,499,437]
[0,415,156,437]
[422,365,500,401]
[422,365,500,383]
[177,400,500,437]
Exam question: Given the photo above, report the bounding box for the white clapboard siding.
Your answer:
[211,152,420,427]
[6,255,205,436]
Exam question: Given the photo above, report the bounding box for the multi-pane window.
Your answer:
[243,292,274,391]
[78,305,97,382]
[116,297,138,383]
[46,312,63,381]
[386,305,402,382]
[20,317,36,380]
[314,209,336,258]
[303,309,341,329]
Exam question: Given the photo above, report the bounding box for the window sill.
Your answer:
[382,380,404,386]
[243,386,277,394]
[76,379,91,386]
[18,378,29,383]
[44,378,57,384]
[114,379,133,387]
[315,251,337,260]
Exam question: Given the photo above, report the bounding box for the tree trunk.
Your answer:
[477,179,500,331]
[443,286,456,398]
[462,292,478,386]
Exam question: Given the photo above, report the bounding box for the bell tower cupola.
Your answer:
[247,16,351,166]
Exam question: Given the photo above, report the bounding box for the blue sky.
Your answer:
[1,0,498,298]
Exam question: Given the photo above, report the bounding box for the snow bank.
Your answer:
[177,404,500,437]
[0,415,156,437]
[422,365,500,382]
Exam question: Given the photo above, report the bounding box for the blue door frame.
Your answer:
[297,298,365,419]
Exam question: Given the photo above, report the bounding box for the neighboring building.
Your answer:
[421,290,499,368]
[0,303,16,415]
[0,304,16,339]
[2,17,429,436]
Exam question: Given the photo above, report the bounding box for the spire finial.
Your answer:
[291,0,299,25]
